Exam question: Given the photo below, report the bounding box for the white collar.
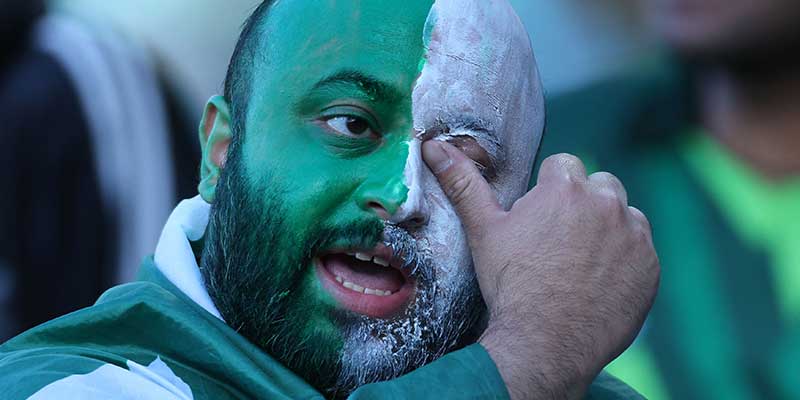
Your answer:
[153,196,223,320]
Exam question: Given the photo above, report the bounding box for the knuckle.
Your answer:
[589,171,615,182]
[589,171,628,200]
[629,207,654,233]
[543,153,586,180]
[593,190,625,214]
[549,153,582,165]
[628,205,646,221]
[541,153,564,168]
[553,177,585,196]
[597,186,623,203]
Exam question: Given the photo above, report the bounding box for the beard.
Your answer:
[200,138,485,398]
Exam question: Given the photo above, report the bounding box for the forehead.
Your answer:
[252,0,542,148]
[414,0,542,143]
[258,0,433,98]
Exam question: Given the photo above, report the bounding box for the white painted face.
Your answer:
[337,0,543,389]
[396,0,544,293]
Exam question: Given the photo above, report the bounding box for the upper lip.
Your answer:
[319,243,412,280]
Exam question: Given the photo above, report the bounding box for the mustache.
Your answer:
[307,220,435,284]
[383,224,435,284]
[306,219,382,262]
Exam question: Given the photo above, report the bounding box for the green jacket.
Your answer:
[0,258,508,399]
[0,255,639,398]
[538,59,800,400]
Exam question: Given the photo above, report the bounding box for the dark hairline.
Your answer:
[223,1,276,140]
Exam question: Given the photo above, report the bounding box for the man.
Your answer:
[0,1,660,398]
[540,0,800,398]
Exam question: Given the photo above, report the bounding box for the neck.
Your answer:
[695,62,800,179]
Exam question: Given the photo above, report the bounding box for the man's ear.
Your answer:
[198,95,233,203]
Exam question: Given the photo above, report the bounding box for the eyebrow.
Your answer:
[439,116,504,162]
[449,117,498,140]
[310,69,403,104]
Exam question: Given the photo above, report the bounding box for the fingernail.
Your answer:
[423,141,453,174]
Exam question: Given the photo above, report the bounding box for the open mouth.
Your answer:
[315,244,415,318]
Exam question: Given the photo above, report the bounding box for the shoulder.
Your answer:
[0,260,258,400]
[2,352,193,400]
[0,265,212,358]
[0,281,165,395]
[3,279,187,351]
[0,279,203,399]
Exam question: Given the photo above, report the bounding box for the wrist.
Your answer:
[479,318,594,400]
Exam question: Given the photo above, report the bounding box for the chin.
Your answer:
[325,242,484,397]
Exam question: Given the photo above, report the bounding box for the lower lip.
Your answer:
[315,258,414,318]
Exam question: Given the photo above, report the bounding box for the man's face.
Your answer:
[644,0,800,59]
[201,0,543,396]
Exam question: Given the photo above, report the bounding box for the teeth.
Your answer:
[355,252,372,261]
[335,274,393,296]
[342,281,365,293]
[351,252,391,268]
[373,257,390,267]
[338,251,395,294]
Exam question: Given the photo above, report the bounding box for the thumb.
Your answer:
[422,140,503,239]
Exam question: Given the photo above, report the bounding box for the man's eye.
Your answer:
[447,135,496,178]
[324,116,375,138]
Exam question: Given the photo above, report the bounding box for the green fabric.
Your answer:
[634,148,757,400]
[586,371,647,400]
[605,343,667,400]
[683,133,800,323]
[0,258,639,399]
[539,56,800,400]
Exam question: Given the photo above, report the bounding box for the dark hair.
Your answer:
[223,1,276,138]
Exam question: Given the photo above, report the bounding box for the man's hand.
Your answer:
[422,141,660,400]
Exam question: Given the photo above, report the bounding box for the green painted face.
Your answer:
[241,0,433,334]
[242,0,433,226]
[199,0,544,395]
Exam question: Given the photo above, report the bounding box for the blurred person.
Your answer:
[0,1,199,340]
[539,0,800,398]
[0,1,661,398]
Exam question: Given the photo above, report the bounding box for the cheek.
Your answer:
[282,171,364,230]
[418,167,473,276]
[243,141,362,227]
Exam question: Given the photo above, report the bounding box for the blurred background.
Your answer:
[51,0,652,114]
[2,1,798,399]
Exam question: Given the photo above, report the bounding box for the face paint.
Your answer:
[201,0,544,397]
[335,0,545,392]
[413,0,545,207]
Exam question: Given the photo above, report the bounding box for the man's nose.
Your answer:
[354,176,429,228]
[354,142,430,228]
